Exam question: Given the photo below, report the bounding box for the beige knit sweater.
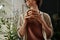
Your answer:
[17,11,53,40]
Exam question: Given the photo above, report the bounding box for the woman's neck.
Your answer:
[30,4,39,12]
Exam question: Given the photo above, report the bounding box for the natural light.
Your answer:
[0,5,3,9]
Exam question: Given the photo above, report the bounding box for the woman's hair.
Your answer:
[24,0,42,10]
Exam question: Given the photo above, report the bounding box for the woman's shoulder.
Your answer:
[40,11,50,18]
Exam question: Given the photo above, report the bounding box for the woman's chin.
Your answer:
[27,4,32,8]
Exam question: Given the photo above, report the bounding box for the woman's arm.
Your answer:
[18,21,27,37]
[42,13,53,38]
[31,12,53,38]
[17,14,27,37]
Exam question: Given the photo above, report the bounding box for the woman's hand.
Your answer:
[25,9,44,24]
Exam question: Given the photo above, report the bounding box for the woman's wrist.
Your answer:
[22,20,27,27]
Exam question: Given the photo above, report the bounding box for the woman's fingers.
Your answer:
[27,9,40,16]
[25,15,35,19]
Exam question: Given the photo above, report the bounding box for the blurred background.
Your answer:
[40,0,60,40]
[0,0,59,40]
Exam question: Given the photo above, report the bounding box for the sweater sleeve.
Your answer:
[43,13,54,38]
[17,14,24,38]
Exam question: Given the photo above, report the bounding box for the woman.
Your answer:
[18,0,53,40]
